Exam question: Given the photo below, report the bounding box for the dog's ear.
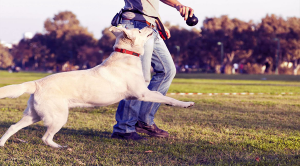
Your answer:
[109,26,123,37]
[109,26,133,40]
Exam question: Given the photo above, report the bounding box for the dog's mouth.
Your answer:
[147,32,153,37]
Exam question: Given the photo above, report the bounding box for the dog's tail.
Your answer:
[0,81,36,99]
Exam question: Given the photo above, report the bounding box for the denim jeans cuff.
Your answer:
[113,128,136,133]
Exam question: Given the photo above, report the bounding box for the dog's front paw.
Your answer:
[0,140,5,147]
[182,102,194,108]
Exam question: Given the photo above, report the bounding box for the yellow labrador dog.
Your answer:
[0,26,194,148]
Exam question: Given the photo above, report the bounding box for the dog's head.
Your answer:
[109,26,154,55]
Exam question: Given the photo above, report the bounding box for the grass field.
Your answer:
[0,71,300,165]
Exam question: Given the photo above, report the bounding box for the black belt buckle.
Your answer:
[120,49,126,53]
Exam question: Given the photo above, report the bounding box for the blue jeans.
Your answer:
[113,20,176,133]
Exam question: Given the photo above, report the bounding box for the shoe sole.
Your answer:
[136,127,169,138]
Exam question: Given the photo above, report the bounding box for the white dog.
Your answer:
[0,26,194,148]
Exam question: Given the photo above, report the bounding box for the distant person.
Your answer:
[264,59,270,74]
[10,65,16,72]
[239,63,244,74]
[220,64,225,74]
[185,64,189,73]
[233,63,238,73]
[111,0,195,140]
[15,67,21,72]
[8,67,12,73]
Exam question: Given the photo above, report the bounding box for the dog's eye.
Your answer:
[139,30,141,33]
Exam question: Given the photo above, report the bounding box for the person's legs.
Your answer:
[134,32,176,137]
[138,32,176,126]
[112,20,154,135]
[112,20,176,139]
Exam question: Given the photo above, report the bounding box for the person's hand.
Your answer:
[175,4,194,21]
[164,26,171,39]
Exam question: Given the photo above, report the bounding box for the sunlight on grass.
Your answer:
[0,71,300,165]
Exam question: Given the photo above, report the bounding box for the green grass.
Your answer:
[0,71,300,165]
[175,73,300,81]
[170,78,300,93]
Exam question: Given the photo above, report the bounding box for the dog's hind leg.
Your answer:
[138,90,194,108]
[41,102,69,148]
[0,95,41,146]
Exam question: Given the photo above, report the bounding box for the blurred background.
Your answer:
[0,0,299,74]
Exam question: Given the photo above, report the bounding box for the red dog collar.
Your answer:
[114,48,140,57]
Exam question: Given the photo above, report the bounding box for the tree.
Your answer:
[44,11,98,68]
[44,11,83,38]
[254,14,284,70]
[164,22,201,69]
[77,46,103,67]
[97,27,116,59]
[11,34,52,70]
[0,44,13,69]
[285,17,300,74]
[254,14,300,74]
[199,16,255,73]
[11,11,100,71]
[10,38,32,69]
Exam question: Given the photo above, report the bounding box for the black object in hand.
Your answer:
[186,14,198,26]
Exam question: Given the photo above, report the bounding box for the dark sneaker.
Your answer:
[135,121,169,138]
[111,132,147,140]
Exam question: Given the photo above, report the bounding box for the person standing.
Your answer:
[111,0,194,140]
[233,63,238,74]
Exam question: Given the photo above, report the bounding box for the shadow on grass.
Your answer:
[163,102,300,133]
[0,121,112,141]
[208,104,300,131]
[0,121,300,165]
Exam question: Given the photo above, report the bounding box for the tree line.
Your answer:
[0,11,299,74]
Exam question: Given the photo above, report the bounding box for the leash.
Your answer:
[114,48,140,57]
[120,9,168,40]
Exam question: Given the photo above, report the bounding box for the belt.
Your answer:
[122,18,155,28]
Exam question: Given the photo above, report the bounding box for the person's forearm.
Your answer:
[160,0,194,20]
[160,0,182,8]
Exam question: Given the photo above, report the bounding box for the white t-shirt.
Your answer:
[122,0,159,25]
[233,63,238,69]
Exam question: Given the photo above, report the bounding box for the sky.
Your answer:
[0,0,299,43]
